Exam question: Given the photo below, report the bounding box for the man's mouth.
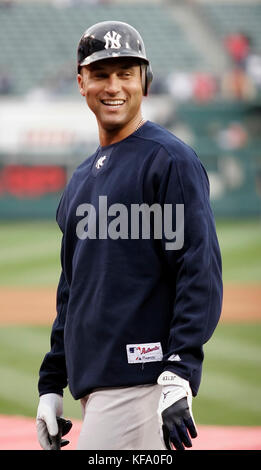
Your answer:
[101,99,126,107]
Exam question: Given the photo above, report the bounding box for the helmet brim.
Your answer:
[79,49,149,67]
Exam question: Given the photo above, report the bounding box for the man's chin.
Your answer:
[101,119,125,132]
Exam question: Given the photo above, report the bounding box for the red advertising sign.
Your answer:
[0,165,66,198]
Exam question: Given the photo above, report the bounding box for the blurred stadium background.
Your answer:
[0,0,260,449]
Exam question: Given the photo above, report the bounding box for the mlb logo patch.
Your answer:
[126,342,163,363]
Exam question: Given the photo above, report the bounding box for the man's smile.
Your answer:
[101,99,126,107]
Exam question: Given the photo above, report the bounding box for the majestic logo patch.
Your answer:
[126,342,163,363]
[104,31,122,49]
[95,155,107,169]
[168,354,181,362]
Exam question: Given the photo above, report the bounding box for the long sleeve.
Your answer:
[38,195,69,397]
[155,145,223,396]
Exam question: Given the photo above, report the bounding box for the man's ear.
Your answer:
[77,73,85,96]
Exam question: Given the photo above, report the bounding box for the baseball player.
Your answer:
[36,21,223,451]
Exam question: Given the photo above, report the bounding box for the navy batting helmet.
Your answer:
[77,21,153,96]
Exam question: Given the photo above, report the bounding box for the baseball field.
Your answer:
[0,218,260,449]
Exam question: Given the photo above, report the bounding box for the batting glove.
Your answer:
[157,371,197,450]
[36,393,71,450]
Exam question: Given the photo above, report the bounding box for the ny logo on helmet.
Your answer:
[104,31,122,49]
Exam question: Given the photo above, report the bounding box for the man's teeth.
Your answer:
[102,100,125,106]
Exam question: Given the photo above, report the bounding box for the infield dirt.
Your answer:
[0,283,260,324]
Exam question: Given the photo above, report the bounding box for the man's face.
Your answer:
[77,58,143,131]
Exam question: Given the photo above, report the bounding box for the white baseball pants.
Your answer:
[76,384,164,450]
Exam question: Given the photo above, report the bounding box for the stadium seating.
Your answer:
[201,2,261,53]
[0,1,205,95]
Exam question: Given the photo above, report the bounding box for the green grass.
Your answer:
[0,323,260,425]
[0,218,260,286]
[0,221,61,286]
[193,323,261,425]
[0,325,81,419]
[215,218,261,283]
[0,218,260,425]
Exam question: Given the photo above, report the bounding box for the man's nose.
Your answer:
[104,74,121,94]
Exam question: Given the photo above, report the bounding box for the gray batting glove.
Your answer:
[157,371,197,450]
[36,393,64,450]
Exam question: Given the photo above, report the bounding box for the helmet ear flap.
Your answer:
[141,64,153,96]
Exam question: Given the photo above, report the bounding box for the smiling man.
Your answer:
[36,21,223,451]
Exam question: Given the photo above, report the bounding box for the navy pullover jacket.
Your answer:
[38,121,223,400]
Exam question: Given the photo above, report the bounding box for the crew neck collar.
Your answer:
[99,120,149,150]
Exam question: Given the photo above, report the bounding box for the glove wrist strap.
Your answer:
[157,371,190,391]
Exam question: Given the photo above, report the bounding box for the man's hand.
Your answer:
[157,371,197,450]
[36,393,72,450]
